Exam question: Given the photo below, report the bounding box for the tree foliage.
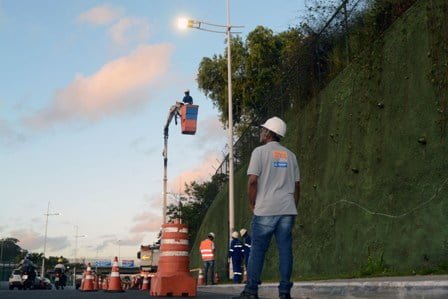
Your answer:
[197,26,306,133]
[197,0,417,134]
[166,173,227,250]
[0,238,23,262]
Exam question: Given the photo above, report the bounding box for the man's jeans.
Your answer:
[203,260,215,285]
[243,215,295,295]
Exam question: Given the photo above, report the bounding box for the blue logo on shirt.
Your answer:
[273,162,288,168]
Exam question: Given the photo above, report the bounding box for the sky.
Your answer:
[0,0,306,262]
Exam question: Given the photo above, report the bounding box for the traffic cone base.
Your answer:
[149,219,197,297]
[150,273,196,297]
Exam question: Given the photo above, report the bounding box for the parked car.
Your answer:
[9,269,23,290]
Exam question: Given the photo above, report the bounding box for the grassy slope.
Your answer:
[190,0,448,280]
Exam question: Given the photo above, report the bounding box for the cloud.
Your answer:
[23,44,173,129]
[47,236,71,252]
[0,118,26,146]
[92,234,143,251]
[198,116,227,143]
[130,209,162,233]
[169,151,222,191]
[110,17,151,45]
[78,5,151,46]
[7,229,70,253]
[130,136,159,156]
[9,229,41,251]
[77,4,123,25]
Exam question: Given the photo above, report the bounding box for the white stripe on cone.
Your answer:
[161,251,189,256]
[161,239,189,245]
[163,227,188,233]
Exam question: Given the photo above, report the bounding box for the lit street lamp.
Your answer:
[73,225,86,288]
[41,201,61,278]
[177,0,243,239]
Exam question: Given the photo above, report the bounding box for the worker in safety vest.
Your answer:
[229,231,244,283]
[199,232,215,285]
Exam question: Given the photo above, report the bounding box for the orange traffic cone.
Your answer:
[140,273,149,291]
[97,276,102,290]
[150,218,197,296]
[105,257,124,292]
[214,272,220,284]
[197,269,204,286]
[102,276,108,290]
[79,263,97,292]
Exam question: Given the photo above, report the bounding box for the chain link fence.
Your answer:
[213,0,368,178]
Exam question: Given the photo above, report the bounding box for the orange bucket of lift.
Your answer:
[180,104,199,135]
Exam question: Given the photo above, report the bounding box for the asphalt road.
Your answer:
[0,288,236,299]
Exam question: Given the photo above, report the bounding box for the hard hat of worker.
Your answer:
[261,116,287,137]
[208,232,215,239]
[231,231,239,239]
[58,258,64,263]
[240,228,247,237]
[184,89,190,93]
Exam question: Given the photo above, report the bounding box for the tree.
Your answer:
[0,238,23,262]
[166,173,227,250]
[197,26,305,133]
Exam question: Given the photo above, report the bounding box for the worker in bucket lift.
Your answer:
[200,232,216,285]
[229,231,244,283]
[182,89,193,104]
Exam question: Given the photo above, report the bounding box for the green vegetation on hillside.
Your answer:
[188,0,448,281]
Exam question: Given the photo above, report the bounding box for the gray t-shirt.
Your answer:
[247,141,300,216]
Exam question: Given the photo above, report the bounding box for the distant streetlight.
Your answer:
[41,201,61,278]
[73,226,86,288]
[177,0,243,239]
[117,240,121,261]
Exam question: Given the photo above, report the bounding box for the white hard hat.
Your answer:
[231,231,239,239]
[261,116,287,137]
[208,232,215,238]
[240,228,247,237]
[185,89,190,93]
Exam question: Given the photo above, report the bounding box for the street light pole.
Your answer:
[178,0,242,239]
[73,225,86,288]
[41,201,60,278]
[226,0,235,238]
[117,240,121,261]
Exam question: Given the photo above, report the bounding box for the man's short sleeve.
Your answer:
[247,148,261,176]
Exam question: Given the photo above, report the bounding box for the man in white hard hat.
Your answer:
[235,116,300,299]
[199,232,216,285]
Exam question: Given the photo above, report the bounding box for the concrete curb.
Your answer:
[198,275,448,298]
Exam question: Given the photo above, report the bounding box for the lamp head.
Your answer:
[177,18,191,30]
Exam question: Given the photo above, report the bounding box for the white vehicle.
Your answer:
[9,269,23,290]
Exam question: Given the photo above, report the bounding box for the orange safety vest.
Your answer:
[200,239,215,261]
